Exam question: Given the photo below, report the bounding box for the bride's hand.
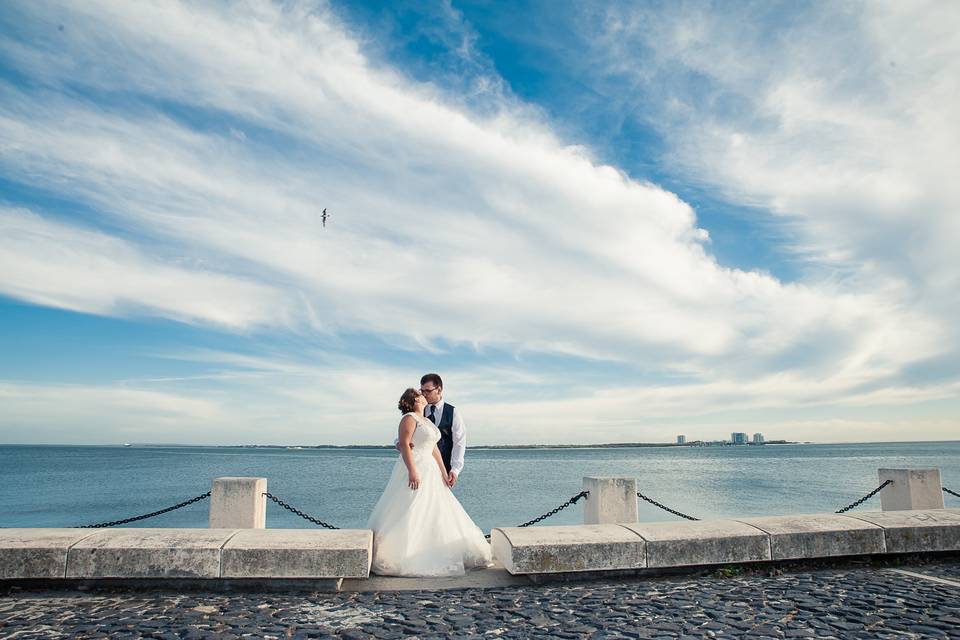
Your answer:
[408,470,421,490]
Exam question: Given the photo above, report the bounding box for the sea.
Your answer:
[2,442,958,533]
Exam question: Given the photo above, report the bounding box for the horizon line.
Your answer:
[5,439,960,448]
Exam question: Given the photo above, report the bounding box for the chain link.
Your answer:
[77,479,926,532]
[484,490,590,539]
[263,492,339,529]
[636,491,699,521]
[944,487,960,499]
[517,490,590,528]
[835,479,892,513]
[80,492,211,528]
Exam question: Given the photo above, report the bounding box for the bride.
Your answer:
[367,388,493,576]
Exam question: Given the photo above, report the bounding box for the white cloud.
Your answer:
[0,381,224,443]
[0,1,956,443]
[2,349,957,445]
[589,1,960,352]
[0,206,294,328]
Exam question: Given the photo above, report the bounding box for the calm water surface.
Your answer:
[2,442,958,532]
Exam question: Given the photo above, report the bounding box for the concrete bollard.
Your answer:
[878,468,945,511]
[209,477,267,528]
[582,477,638,524]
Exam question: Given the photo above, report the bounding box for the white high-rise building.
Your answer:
[731,432,748,444]
[677,435,686,445]
[753,433,765,444]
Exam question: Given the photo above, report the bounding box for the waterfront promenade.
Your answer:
[1,556,958,638]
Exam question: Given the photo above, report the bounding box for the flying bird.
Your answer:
[321,208,330,228]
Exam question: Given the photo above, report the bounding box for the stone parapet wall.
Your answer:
[3,509,959,584]
[492,508,960,575]
[0,528,372,582]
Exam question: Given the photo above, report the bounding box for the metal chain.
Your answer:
[517,490,590,528]
[484,490,590,539]
[80,492,211,528]
[835,479,892,513]
[944,487,960,499]
[263,492,339,529]
[637,491,699,521]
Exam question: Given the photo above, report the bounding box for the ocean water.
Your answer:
[2,442,959,533]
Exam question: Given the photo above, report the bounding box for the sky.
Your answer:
[1,0,958,446]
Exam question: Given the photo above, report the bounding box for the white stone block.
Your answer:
[491,524,644,574]
[582,477,638,524]
[622,520,771,567]
[878,468,945,511]
[209,477,267,529]
[221,529,372,578]
[0,529,96,579]
[736,514,885,560]
[66,528,238,578]
[846,509,960,553]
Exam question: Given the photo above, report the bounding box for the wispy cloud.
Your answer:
[0,0,956,444]
[0,206,294,327]
[581,1,960,339]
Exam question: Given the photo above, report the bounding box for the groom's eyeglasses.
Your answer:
[420,386,439,394]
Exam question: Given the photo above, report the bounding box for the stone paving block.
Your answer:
[845,509,960,553]
[621,520,771,567]
[491,524,644,574]
[221,529,372,578]
[0,529,97,579]
[736,514,885,560]
[66,528,238,578]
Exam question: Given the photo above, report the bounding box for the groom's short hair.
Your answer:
[420,373,443,389]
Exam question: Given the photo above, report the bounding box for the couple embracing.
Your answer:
[366,373,493,576]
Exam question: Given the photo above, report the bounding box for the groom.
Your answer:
[419,373,466,488]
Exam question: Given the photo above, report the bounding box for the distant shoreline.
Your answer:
[107,440,801,450]
[11,440,960,448]
[236,440,799,450]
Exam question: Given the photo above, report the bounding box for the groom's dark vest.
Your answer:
[428,403,456,473]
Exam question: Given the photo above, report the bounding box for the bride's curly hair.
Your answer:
[398,387,421,414]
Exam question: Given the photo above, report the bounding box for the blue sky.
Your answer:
[1,0,958,445]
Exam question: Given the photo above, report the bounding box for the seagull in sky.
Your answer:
[321,208,330,228]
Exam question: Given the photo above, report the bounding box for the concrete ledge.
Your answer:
[622,520,771,567]
[221,529,372,578]
[1,528,376,583]
[491,525,644,574]
[0,577,345,592]
[6,509,960,583]
[736,514,886,560]
[0,529,96,579]
[846,509,960,553]
[67,529,238,578]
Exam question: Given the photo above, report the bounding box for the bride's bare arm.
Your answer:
[432,444,449,484]
[398,415,420,489]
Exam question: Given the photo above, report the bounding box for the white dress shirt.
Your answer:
[428,400,466,477]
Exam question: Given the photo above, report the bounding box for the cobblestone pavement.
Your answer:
[919,562,960,583]
[1,562,959,639]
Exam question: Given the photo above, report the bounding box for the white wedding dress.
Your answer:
[367,412,493,576]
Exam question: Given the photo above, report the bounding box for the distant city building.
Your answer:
[731,432,748,445]
[677,435,686,445]
[753,432,765,444]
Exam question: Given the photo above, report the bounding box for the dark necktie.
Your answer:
[428,405,437,424]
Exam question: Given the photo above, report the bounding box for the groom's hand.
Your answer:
[447,471,458,487]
